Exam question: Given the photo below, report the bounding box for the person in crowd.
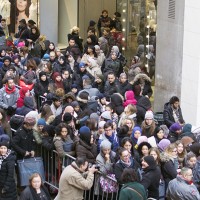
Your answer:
[141,155,161,199]
[119,74,133,97]
[131,126,142,149]
[55,157,97,200]
[160,143,179,190]
[75,126,97,164]
[15,96,35,116]
[34,71,49,104]
[42,62,53,80]
[50,72,64,92]
[14,19,30,41]
[83,35,98,53]
[98,121,119,153]
[0,108,11,136]
[153,126,165,144]
[110,93,124,116]
[0,78,19,116]
[27,26,40,50]
[137,141,152,161]
[94,45,105,67]
[104,72,121,97]
[120,118,135,136]
[11,116,36,159]
[62,69,72,93]
[46,42,55,54]
[132,73,153,98]
[163,96,185,128]
[123,91,137,107]
[33,118,46,144]
[166,167,200,200]
[65,38,82,62]
[157,138,171,152]
[168,122,183,143]
[16,87,30,108]
[53,56,67,73]
[118,104,137,127]
[50,96,62,117]
[39,104,55,125]
[114,147,140,183]
[68,26,83,53]
[98,36,109,56]
[97,10,112,37]
[92,73,105,94]
[54,123,77,157]
[175,140,187,168]
[1,18,9,38]
[19,173,51,200]
[102,51,120,77]
[141,110,156,138]
[0,141,17,200]
[2,65,19,85]
[119,168,146,200]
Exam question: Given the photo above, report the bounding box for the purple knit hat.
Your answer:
[169,123,182,132]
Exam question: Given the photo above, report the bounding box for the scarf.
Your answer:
[0,149,11,170]
[105,133,119,151]
[172,106,180,122]
[119,157,134,168]
[5,84,16,94]
[29,185,51,200]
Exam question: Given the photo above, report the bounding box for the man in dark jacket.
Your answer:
[104,72,120,98]
[141,155,161,199]
[11,116,36,159]
[14,19,30,41]
[163,96,185,128]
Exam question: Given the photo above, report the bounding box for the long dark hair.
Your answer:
[16,0,32,20]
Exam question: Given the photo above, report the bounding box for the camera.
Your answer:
[94,164,100,170]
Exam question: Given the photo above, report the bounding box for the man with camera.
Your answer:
[55,157,98,200]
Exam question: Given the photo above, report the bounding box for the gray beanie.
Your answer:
[100,140,112,149]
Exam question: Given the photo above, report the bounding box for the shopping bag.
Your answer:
[17,157,45,186]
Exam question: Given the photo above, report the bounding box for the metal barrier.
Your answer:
[39,146,120,200]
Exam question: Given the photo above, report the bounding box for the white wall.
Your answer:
[58,0,78,46]
[181,0,200,126]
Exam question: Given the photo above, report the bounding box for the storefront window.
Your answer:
[117,0,157,77]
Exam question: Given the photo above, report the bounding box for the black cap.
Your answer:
[28,19,36,25]
[19,19,26,24]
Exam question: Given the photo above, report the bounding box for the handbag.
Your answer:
[19,80,34,90]
[17,157,45,186]
[99,174,118,193]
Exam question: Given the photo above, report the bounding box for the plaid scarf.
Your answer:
[0,149,11,169]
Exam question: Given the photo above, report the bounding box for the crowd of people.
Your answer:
[0,9,199,200]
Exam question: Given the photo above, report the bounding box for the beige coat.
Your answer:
[54,161,94,200]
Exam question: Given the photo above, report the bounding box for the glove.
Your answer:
[7,106,14,115]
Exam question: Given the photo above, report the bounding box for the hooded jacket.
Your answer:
[123,90,137,107]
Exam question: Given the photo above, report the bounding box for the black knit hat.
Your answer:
[189,143,200,157]
[63,113,73,123]
[143,155,156,167]
[79,126,91,145]
[3,56,11,63]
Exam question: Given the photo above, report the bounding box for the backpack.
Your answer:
[10,114,24,131]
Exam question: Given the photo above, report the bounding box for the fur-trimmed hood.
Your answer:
[133,73,151,84]
[160,152,175,163]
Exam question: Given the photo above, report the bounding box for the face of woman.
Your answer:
[171,148,177,157]
[62,71,69,79]
[145,118,153,125]
[49,43,54,50]
[126,120,132,129]
[41,75,47,81]
[32,29,36,34]
[0,112,3,120]
[0,146,7,156]
[150,150,158,161]
[59,59,64,65]
[111,53,117,60]
[61,127,68,137]
[1,50,6,57]
[123,141,132,153]
[188,157,197,168]
[121,150,130,163]
[177,143,184,154]
[31,176,42,190]
[17,0,27,12]
[142,145,149,156]
[55,76,62,82]
[134,131,141,139]
[157,130,164,139]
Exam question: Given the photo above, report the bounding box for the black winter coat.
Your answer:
[104,80,121,98]
[141,166,161,199]
[119,81,132,96]
[163,102,185,128]
[11,125,36,159]
[0,152,17,200]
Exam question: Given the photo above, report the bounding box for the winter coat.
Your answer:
[132,74,153,98]
[0,152,17,200]
[141,165,161,199]
[34,80,49,98]
[119,182,147,200]
[11,125,36,159]
[141,120,156,138]
[0,86,19,109]
[78,85,100,98]
[104,79,121,97]
[166,176,200,200]
[15,96,35,116]
[55,161,94,200]
[120,81,132,97]
[114,158,141,184]
[102,57,120,76]
[53,135,76,157]
[136,96,151,125]
[163,102,185,128]
[14,26,30,40]
[19,185,51,200]
[22,70,36,85]
[160,152,177,188]
[75,139,97,164]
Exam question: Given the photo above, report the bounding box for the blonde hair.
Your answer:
[71,26,80,33]
[121,117,135,130]
[165,143,177,155]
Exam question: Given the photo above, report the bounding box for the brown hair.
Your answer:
[27,59,37,71]
[165,143,177,155]
[40,104,53,120]
[149,147,161,164]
